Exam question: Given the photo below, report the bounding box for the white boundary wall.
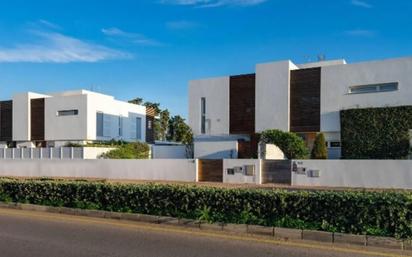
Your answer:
[292,160,412,189]
[0,159,197,182]
[223,159,261,184]
[152,145,187,159]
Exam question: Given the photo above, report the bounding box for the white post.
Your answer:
[40,148,43,159]
[60,147,64,159]
[30,148,33,159]
[195,159,199,182]
[70,147,74,159]
[12,148,15,159]
[49,147,53,159]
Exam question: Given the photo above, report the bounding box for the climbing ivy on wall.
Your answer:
[340,106,412,159]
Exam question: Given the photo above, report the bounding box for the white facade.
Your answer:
[188,77,230,136]
[189,56,412,159]
[321,57,412,133]
[255,60,298,132]
[12,92,50,144]
[3,90,147,147]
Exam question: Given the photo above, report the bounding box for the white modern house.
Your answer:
[0,90,155,148]
[189,56,412,159]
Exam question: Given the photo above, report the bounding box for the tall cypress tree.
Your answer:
[311,133,328,159]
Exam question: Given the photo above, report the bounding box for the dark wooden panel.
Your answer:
[0,100,13,141]
[290,68,321,132]
[237,134,259,159]
[198,159,223,182]
[261,160,292,184]
[31,98,45,141]
[145,107,155,144]
[230,74,255,134]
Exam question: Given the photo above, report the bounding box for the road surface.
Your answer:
[0,208,402,257]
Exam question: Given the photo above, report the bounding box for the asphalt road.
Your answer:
[0,208,400,257]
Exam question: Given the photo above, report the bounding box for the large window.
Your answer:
[57,109,78,116]
[136,117,142,140]
[96,112,104,137]
[201,97,206,134]
[348,82,398,94]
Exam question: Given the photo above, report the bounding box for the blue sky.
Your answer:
[0,0,411,118]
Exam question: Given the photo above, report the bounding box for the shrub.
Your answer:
[311,133,328,159]
[101,142,150,159]
[260,129,309,159]
[341,106,412,159]
[0,179,409,238]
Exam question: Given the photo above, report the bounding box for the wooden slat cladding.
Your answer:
[237,134,259,159]
[145,107,156,144]
[230,74,255,134]
[0,100,13,141]
[290,68,321,132]
[261,160,292,184]
[198,159,223,182]
[30,98,45,141]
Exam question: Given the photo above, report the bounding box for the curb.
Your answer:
[0,202,408,251]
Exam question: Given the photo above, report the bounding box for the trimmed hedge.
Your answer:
[0,179,411,238]
[260,129,309,159]
[341,106,412,159]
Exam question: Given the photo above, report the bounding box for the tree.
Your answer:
[311,133,328,159]
[168,115,194,158]
[158,109,170,141]
[260,129,309,159]
[128,98,144,105]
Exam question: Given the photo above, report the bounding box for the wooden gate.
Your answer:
[198,159,223,182]
[261,160,292,184]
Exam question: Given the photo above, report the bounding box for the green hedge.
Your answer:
[0,179,411,238]
[260,129,309,159]
[341,106,412,159]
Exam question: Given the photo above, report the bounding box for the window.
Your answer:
[57,109,78,116]
[118,116,123,137]
[330,141,341,148]
[96,112,103,137]
[136,117,142,140]
[348,82,398,94]
[201,97,206,134]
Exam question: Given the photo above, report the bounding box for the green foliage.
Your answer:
[157,109,170,141]
[100,142,150,159]
[341,106,412,159]
[311,133,328,159]
[260,129,309,159]
[128,98,144,105]
[0,179,410,238]
[168,115,194,158]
